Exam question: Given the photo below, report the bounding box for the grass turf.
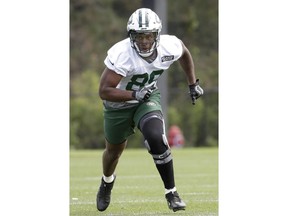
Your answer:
[70,147,218,215]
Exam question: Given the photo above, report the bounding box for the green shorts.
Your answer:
[103,90,162,144]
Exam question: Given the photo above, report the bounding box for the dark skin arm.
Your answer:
[178,41,197,85]
[99,67,134,102]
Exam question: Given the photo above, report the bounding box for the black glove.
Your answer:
[189,79,204,105]
[132,85,155,102]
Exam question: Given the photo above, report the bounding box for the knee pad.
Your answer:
[144,134,172,165]
[140,111,172,165]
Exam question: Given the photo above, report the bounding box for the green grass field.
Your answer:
[70,147,218,216]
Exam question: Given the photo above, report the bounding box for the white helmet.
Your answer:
[127,8,162,57]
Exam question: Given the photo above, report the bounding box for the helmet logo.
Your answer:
[139,9,149,28]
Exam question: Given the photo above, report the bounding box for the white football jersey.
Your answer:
[103,34,183,109]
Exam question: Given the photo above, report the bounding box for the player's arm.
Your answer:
[178,40,204,104]
[99,67,134,102]
[99,67,153,102]
[178,41,196,85]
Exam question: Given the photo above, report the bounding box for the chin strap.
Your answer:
[134,42,156,57]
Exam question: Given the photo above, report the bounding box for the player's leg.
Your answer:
[97,107,135,212]
[139,111,174,188]
[102,139,127,177]
[139,111,186,212]
[134,91,186,211]
[97,139,126,212]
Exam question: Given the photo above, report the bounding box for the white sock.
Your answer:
[165,187,177,194]
[103,174,114,183]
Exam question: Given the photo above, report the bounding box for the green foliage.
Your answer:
[167,0,218,52]
[165,0,218,147]
[168,94,205,147]
[70,70,105,149]
[70,0,141,77]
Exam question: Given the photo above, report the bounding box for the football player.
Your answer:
[96,8,204,212]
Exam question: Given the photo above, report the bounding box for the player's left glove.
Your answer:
[189,79,204,105]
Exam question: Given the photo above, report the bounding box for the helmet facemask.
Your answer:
[129,31,159,57]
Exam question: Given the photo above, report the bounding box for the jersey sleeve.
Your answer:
[171,36,184,61]
[160,35,184,61]
[104,39,131,77]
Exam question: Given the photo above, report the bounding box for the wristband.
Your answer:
[132,91,136,99]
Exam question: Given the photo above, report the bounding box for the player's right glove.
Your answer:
[132,85,155,102]
[189,79,204,105]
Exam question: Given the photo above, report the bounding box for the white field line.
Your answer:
[70,184,217,190]
[70,199,163,205]
[71,173,216,181]
[70,175,159,181]
[70,184,217,191]
[70,196,218,206]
